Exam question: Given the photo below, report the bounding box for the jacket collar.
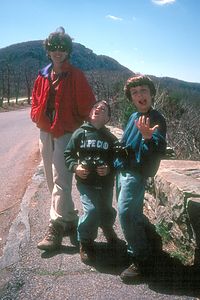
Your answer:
[39,61,72,78]
[39,63,52,78]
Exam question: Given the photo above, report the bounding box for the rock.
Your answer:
[145,160,200,265]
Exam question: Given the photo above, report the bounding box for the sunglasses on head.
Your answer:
[47,43,67,52]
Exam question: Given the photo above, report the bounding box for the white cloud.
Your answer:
[106,15,123,21]
[152,0,176,5]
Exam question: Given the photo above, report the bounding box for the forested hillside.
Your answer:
[0,40,199,160]
[0,40,133,102]
[0,40,200,104]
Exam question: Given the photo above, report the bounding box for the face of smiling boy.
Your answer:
[89,102,110,126]
[130,85,152,113]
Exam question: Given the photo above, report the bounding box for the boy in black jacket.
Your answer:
[64,100,120,264]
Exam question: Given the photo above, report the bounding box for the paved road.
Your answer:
[0,159,199,298]
[0,107,40,256]
[0,167,199,299]
[0,116,199,299]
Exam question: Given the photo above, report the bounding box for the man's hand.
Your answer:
[135,116,159,140]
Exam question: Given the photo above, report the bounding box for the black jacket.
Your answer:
[64,122,118,186]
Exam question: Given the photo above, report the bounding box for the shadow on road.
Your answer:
[93,241,130,275]
[144,219,200,298]
[39,220,200,298]
[94,223,200,298]
[147,251,200,298]
[41,245,79,259]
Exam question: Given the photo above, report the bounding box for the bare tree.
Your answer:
[154,87,200,160]
[13,70,21,104]
[4,61,12,104]
[0,69,5,107]
[24,67,35,104]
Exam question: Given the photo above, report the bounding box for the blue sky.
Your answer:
[1,0,199,83]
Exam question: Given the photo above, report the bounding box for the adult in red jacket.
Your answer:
[31,27,96,251]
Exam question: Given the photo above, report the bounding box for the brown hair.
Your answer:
[44,27,72,57]
[124,75,156,101]
[93,100,111,117]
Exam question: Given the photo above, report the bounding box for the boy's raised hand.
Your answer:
[135,116,159,140]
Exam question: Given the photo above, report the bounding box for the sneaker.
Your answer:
[37,222,64,251]
[120,263,141,282]
[64,220,79,247]
[102,226,122,244]
[69,230,79,247]
[80,241,95,264]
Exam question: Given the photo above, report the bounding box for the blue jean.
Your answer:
[76,182,116,241]
[117,170,151,260]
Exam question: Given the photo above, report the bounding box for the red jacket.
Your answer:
[31,62,96,138]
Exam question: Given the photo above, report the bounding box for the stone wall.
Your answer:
[145,160,200,265]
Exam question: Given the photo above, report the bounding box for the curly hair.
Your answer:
[124,75,156,101]
[44,27,73,56]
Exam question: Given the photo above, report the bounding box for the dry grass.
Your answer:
[0,101,31,113]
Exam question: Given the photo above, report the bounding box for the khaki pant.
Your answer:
[39,130,78,225]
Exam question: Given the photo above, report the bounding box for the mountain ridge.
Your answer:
[0,40,199,105]
[1,40,200,84]
[0,40,131,72]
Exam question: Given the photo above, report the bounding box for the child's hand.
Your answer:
[135,116,159,140]
[74,164,90,179]
[96,165,110,176]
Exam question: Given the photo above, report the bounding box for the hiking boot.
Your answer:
[120,263,141,283]
[37,222,64,251]
[102,226,123,245]
[80,241,95,264]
